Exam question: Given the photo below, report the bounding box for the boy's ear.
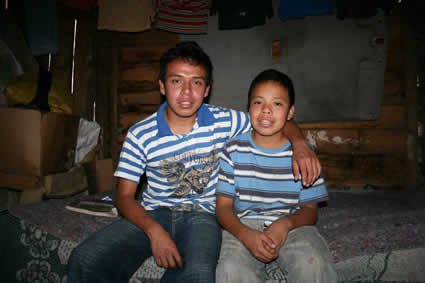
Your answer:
[204,85,210,98]
[287,105,295,121]
[159,80,166,96]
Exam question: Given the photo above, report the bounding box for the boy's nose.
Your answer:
[182,81,191,94]
[262,104,271,113]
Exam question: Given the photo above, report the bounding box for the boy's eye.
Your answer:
[275,102,282,106]
[253,101,261,105]
[193,80,203,86]
[171,79,181,84]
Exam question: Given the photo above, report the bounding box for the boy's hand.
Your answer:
[240,229,277,263]
[292,141,321,187]
[147,223,183,269]
[264,222,290,258]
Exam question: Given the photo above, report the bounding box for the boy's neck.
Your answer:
[164,107,197,134]
[251,131,289,149]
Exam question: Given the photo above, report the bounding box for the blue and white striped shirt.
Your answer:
[114,102,251,213]
[217,131,328,223]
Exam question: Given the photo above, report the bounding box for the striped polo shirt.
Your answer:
[114,102,251,213]
[217,131,329,223]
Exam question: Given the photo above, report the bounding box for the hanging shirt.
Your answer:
[210,0,273,30]
[279,0,336,21]
[97,0,155,32]
[155,0,209,34]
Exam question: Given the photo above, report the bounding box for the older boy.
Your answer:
[215,69,337,282]
[68,42,320,283]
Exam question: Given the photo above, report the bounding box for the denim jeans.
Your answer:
[67,207,222,283]
[216,219,338,283]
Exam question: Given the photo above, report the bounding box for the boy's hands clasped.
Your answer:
[240,223,289,263]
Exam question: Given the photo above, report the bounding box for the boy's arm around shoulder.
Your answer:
[283,120,321,187]
[116,179,183,269]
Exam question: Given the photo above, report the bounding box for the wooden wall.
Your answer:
[300,7,412,189]
[51,5,97,119]
[96,30,178,167]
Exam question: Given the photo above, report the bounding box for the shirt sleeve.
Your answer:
[216,143,236,198]
[299,177,329,206]
[229,109,251,139]
[113,130,146,183]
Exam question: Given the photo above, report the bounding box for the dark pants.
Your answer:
[67,208,222,283]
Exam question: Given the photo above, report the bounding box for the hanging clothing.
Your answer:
[97,0,155,32]
[336,0,398,20]
[155,0,209,34]
[210,0,273,30]
[279,0,335,21]
[23,0,59,55]
[56,0,97,10]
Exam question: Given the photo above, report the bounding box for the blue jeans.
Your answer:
[216,220,337,283]
[67,208,222,283]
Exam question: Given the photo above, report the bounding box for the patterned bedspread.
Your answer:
[1,189,425,283]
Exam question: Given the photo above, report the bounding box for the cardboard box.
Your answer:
[84,159,117,194]
[0,108,80,178]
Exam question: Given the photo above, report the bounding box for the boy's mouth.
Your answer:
[258,119,272,127]
[180,101,192,108]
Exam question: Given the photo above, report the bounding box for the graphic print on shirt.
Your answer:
[159,148,218,197]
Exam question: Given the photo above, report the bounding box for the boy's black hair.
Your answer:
[159,41,213,86]
[248,69,295,108]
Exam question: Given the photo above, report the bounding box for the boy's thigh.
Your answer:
[216,229,264,283]
[177,211,222,263]
[161,211,221,283]
[277,226,334,273]
[280,225,331,257]
[70,209,171,271]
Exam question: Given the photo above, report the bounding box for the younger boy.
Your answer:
[68,43,321,283]
[215,69,337,283]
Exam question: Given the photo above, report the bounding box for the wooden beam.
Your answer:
[401,3,418,189]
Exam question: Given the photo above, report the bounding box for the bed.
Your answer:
[1,188,425,283]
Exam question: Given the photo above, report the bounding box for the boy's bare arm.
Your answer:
[116,179,183,269]
[216,195,276,262]
[265,204,318,252]
[283,121,321,186]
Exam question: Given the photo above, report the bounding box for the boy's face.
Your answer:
[159,59,210,121]
[249,81,295,141]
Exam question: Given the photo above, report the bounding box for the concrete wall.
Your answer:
[182,4,386,123]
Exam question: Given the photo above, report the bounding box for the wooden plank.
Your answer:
[401,3,417,189]
[305,129,406,155]
[119,104,161,114]
[383,71,402,98]
[119,90,162,106]
[121,46,172,64]
[320,154,405,188]
[119,112,152,131]
[300,105,406,129]
[118,80,158,93]
[121,62,160,82]
[118,29,178,47]
[318,154,352,181]
[386,6,402,75]
[73,15,97,119]
[110,47,120,169]
[304,129,359,154]
[359,129,406,154]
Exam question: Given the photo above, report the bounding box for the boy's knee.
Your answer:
[216,260,258,283]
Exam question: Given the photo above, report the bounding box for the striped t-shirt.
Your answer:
[114,102,251,213]
[217,131,329,224]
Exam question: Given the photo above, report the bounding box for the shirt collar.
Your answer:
[156,102,215,137]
